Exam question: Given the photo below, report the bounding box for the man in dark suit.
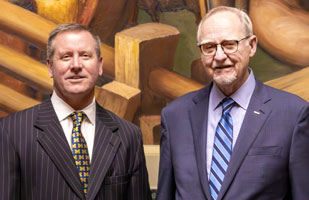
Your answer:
[0,23,151,200]
[156,6,309,200]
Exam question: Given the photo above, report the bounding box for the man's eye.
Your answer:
[222,41,236,49]
[202,43,216,53]
[204,44,216,49]
[81,54,91,59]
[61,55,71,60]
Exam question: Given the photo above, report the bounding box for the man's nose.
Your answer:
[214,44,227,61]
[71,55,82,70]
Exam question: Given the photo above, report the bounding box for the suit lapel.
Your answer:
[35,100,85,200]
[86,104,121,200]
[189,86,212,200]
[217,80,272,200]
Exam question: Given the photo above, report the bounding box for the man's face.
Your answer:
[47,30,103,102]
[198,11,257,95]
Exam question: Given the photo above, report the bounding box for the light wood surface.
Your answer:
[0,83,40,113]
[139,115,161,145]
[265,67,309,101]
[100,44,115,78]
[149,67,204,100]
[144,145,160,190]
[115,23,180,116]
[115,23,180,88]
[95,81,141,121]
[0,44,53,92]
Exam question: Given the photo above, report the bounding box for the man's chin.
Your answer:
[213,74,237,86]
[64,88,93,97]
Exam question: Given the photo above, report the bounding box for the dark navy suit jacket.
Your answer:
[156,79,309,200]
[0,99,151,200]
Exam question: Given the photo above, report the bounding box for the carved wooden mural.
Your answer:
[0,0,308,145]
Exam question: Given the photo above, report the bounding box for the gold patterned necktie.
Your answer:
[70,112,91,196]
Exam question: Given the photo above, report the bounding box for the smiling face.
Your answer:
[47,30,103,109]
[198,11,257,96]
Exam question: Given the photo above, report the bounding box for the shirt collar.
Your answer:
[210,68,256,110]
[51,92,96,125]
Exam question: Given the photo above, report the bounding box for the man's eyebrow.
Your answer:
[199,39,214,44]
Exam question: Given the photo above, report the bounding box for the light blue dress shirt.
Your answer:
[206,69,256,177]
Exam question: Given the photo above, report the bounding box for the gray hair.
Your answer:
[197,6,253,44]
[47,23,101,61]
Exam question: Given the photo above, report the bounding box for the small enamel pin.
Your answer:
[253,111,260,115]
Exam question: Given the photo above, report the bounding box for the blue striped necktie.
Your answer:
[71,112,91,196]
[209,98,235,200]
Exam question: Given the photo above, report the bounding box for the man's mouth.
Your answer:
[214,65,233,69]
[67,76,86,80]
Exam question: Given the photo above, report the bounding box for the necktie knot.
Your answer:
[71,112,85,127]
[221,98,235,115]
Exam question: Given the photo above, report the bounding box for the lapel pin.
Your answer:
[253,111,260,115]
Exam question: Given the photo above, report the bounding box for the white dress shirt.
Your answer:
[206,70,256,177]
[51,92,96,161]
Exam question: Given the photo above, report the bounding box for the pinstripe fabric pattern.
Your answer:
[209,98,235,200]
[0,99,151,200]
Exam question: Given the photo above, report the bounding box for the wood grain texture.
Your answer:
[149,67,204,100]
[115,23,179,115]
[95,82,141,121]
[0,0,55,50]
[0,1,115,78]
[115,23,179,87]
[0,44,53,92]
[0,83,40,113]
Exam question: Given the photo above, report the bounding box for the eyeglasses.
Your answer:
[198,35,251,56]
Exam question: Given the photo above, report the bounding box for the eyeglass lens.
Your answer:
[200,36,251,56]
[201,40,238,55]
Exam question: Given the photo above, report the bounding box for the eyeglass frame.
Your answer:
[198,35,252,56]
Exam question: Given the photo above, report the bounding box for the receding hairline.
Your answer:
[197,6,253,44]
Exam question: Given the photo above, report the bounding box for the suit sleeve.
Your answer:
[289,104,309,199]
[0,120,21,199]
[128,128,152,200]
[156,110,176,200]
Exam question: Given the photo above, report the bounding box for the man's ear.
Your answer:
[249,35,258,57]
[98,56,103,76]
[47,59,54,78]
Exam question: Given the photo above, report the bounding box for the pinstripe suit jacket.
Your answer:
[0,99,151,200]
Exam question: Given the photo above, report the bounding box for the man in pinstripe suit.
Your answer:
[0,23,151,200]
